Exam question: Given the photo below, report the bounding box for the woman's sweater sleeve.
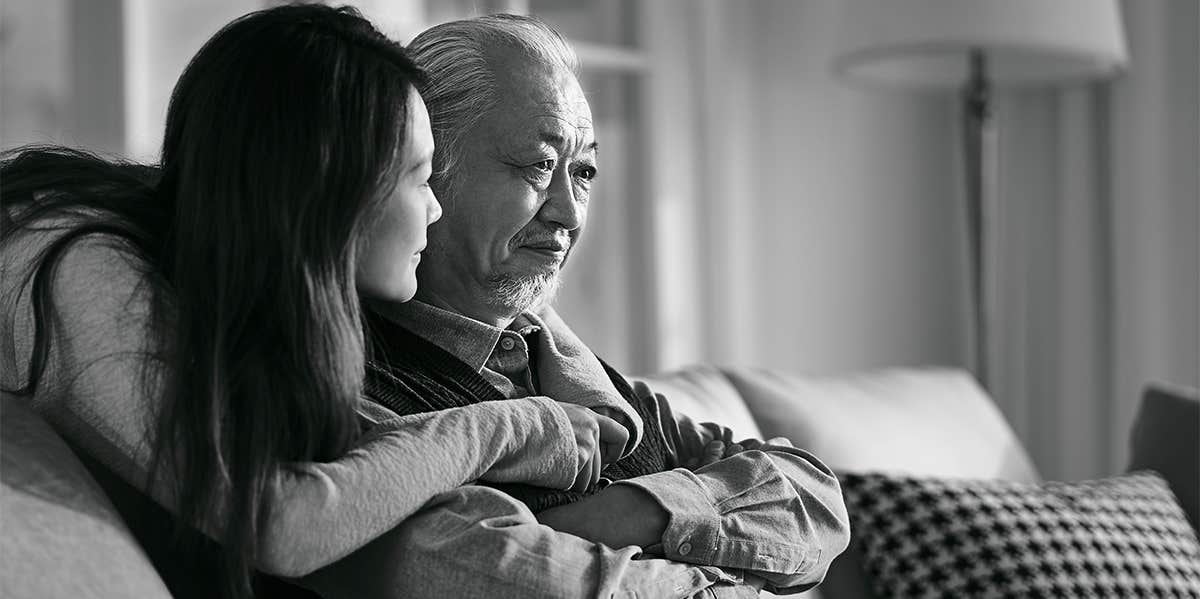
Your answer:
[261,398,576,576]
[9,233,578,577]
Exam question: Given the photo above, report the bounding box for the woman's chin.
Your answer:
[358,278,418,305]
[391,280,418,303]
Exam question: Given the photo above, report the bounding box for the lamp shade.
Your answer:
[832,0,1129,89]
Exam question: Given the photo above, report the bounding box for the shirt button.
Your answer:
[500,338,515,350]
[678,541,692,556]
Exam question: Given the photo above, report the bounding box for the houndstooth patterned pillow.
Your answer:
[840,470,1200,599]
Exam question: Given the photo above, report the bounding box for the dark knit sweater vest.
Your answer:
[364,311,669,513]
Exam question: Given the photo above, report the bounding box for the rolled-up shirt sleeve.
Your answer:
[302,485,748,599]
[616,383,851,594]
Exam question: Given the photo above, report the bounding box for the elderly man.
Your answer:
[313,14,849,599]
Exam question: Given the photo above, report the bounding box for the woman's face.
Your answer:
[356,90,442,302]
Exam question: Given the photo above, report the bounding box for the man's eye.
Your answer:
[575,166,597,181]
[532,160,555,172]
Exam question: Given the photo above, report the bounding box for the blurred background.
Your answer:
[1,0,1195,483]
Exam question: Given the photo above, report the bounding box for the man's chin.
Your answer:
[485,271,562,314]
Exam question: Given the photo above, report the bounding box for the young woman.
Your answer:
[0,5,622,598]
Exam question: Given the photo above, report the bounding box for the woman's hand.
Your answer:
[557,403,629,493]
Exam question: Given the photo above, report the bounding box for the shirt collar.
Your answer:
[373,300,501,372]
[372,300,541,373]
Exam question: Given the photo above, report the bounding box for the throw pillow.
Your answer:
[840,470,1200,599]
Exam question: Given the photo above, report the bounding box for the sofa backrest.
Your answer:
[633,364,764,440]
[0,394,172,599]
[722,366,1041,482]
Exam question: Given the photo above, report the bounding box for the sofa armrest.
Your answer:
[1128,382,1200,533]
[1,394,171,599]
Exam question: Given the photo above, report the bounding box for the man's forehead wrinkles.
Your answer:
[533,97,587,108]
[502,113,593,153]
[528,112,593,133]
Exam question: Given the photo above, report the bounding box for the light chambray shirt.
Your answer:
[352,300,851,598]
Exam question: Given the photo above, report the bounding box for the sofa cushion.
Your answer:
[840,470,1200,599]
[1129,382,1199,533]
[634,364,763,439]
[0,394,172,599]
[722,367,1040,482]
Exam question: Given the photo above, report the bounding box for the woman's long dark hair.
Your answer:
[1,4,422,597]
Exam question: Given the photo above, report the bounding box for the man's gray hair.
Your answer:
[407,14,580,194]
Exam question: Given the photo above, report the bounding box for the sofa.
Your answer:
[3,366,1197,598]
[635,366,1200,599]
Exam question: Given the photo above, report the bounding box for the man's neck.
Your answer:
[411,287,517,329]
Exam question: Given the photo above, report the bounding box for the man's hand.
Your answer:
[689,436,795,470]
[536,484,668,549]
[557,403,629,493]
[684,440,727,470]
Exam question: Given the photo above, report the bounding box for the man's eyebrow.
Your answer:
[536,131,598,153]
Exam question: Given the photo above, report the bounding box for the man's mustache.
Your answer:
[512,229,572,252]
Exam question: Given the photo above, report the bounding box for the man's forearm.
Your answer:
[534,446,849,594]
[303,485,749,599]
[617,447,851,593]
[535,483,669,549]
[621,381,850,592]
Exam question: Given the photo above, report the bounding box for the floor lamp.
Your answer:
[831,0,1128,389]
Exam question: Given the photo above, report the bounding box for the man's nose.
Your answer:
[539,170,584,230]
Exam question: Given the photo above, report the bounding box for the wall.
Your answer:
[642,0,968,375]
[751,0,968,373]
[121,1,426,162]
[0,0,124,155]
[122,0,256,161]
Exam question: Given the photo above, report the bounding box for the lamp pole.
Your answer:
[962,49,995,389]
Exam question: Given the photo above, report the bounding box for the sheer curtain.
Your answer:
[988,0,1198,481]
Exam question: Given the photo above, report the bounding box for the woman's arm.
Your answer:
[8,232,580,576]
[260,399,578,575]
